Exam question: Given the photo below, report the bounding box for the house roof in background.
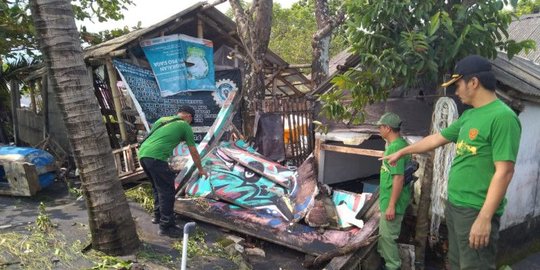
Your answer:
[495,14,540,100]
[493,52,540,98]
[83,2,311,97]
[505,13,540,64]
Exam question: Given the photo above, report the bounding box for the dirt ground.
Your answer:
[0,178,307,270]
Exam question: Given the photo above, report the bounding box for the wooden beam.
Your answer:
[288,64,312,69]
[203,0,227,10]
[42,75,49,138]
[29,81,37,114]
[276,74,305,97]
[197,17,204,38]
[105,58,128,143]
[10,80,20,145]
[197,14,243,48]
[320,143,384,158]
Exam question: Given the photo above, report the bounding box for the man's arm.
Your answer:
[382,133,450,165]
[386,174,404,221]
[188,145,208,178]
[469,161,515,249]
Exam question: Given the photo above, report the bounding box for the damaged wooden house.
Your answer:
[5,2,381,269]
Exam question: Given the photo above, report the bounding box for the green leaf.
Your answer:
[429,12,441,36]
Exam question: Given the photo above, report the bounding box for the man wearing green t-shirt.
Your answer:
[376,112,411,270]
[382,55,521,269]
[139,106,208,238]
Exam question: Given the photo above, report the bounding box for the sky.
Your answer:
[81,0,298,33]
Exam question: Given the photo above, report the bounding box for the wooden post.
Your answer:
[197,17,204,38]
[234,45,239,68]
[105,58,128,144]
[41,75,49,138]
[29,81,37,114]
[10,80,20,145]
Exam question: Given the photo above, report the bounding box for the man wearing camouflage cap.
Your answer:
[377,112,411,270]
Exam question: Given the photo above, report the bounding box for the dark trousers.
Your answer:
[446,202,500,270]
[140,157,177,228]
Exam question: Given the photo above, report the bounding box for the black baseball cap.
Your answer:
[441,55,496,90]
[178,105,195,118]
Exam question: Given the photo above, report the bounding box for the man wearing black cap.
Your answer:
[382,55,521,269]
[138,105,208,238]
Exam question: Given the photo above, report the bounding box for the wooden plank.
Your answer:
[41,74,49,139]
[105,58,128,142]
[174,198,361,256]
[175,88,241,194]
[0,161,40,196]
[321,143,384,158]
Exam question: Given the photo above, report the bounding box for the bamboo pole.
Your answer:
[105,58,128,143]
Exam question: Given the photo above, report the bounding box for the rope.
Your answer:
[429,97,458,246]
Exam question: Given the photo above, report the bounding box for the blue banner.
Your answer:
[140,35,188,96]
[180,34,216,91]
[140,34,215,96]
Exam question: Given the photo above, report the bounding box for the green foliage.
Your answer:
[515,0,540,16]
[35,202,53,232]
[171,229,234,262]
[269,1,348,67]
[80,22,142,46]
[318,0,536,126]
[125,183,154,213]
[89,255,132,269]
[1,0,135,60]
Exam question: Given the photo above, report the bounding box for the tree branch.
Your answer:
[313,7,345,41]
[202,0,227,10]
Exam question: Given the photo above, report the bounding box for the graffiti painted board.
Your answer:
[184,145,318,223]
[174,197,362,256]
[332,190,372,228]
[174,88,241,192]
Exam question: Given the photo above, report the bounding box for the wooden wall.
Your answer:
[16,109,43,146]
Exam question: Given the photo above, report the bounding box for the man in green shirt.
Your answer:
[139,106,207,238]
[382,55,521,269]
[377,112,411,270]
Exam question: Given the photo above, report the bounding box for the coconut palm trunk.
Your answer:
[29,0,139,255]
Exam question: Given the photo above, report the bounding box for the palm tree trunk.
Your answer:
[29,0,139,255]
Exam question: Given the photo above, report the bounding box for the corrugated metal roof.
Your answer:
[493,52,540,97]
[505,14,540,64]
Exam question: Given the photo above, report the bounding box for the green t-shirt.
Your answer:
[379,137,411,214]
[441,99,521,215]
[138,115,196,162]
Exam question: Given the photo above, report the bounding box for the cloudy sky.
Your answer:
[81,0,298,32]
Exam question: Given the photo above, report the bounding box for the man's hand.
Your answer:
[380,150,403,167]
[385,206,396,221]
[469,216,491,249]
